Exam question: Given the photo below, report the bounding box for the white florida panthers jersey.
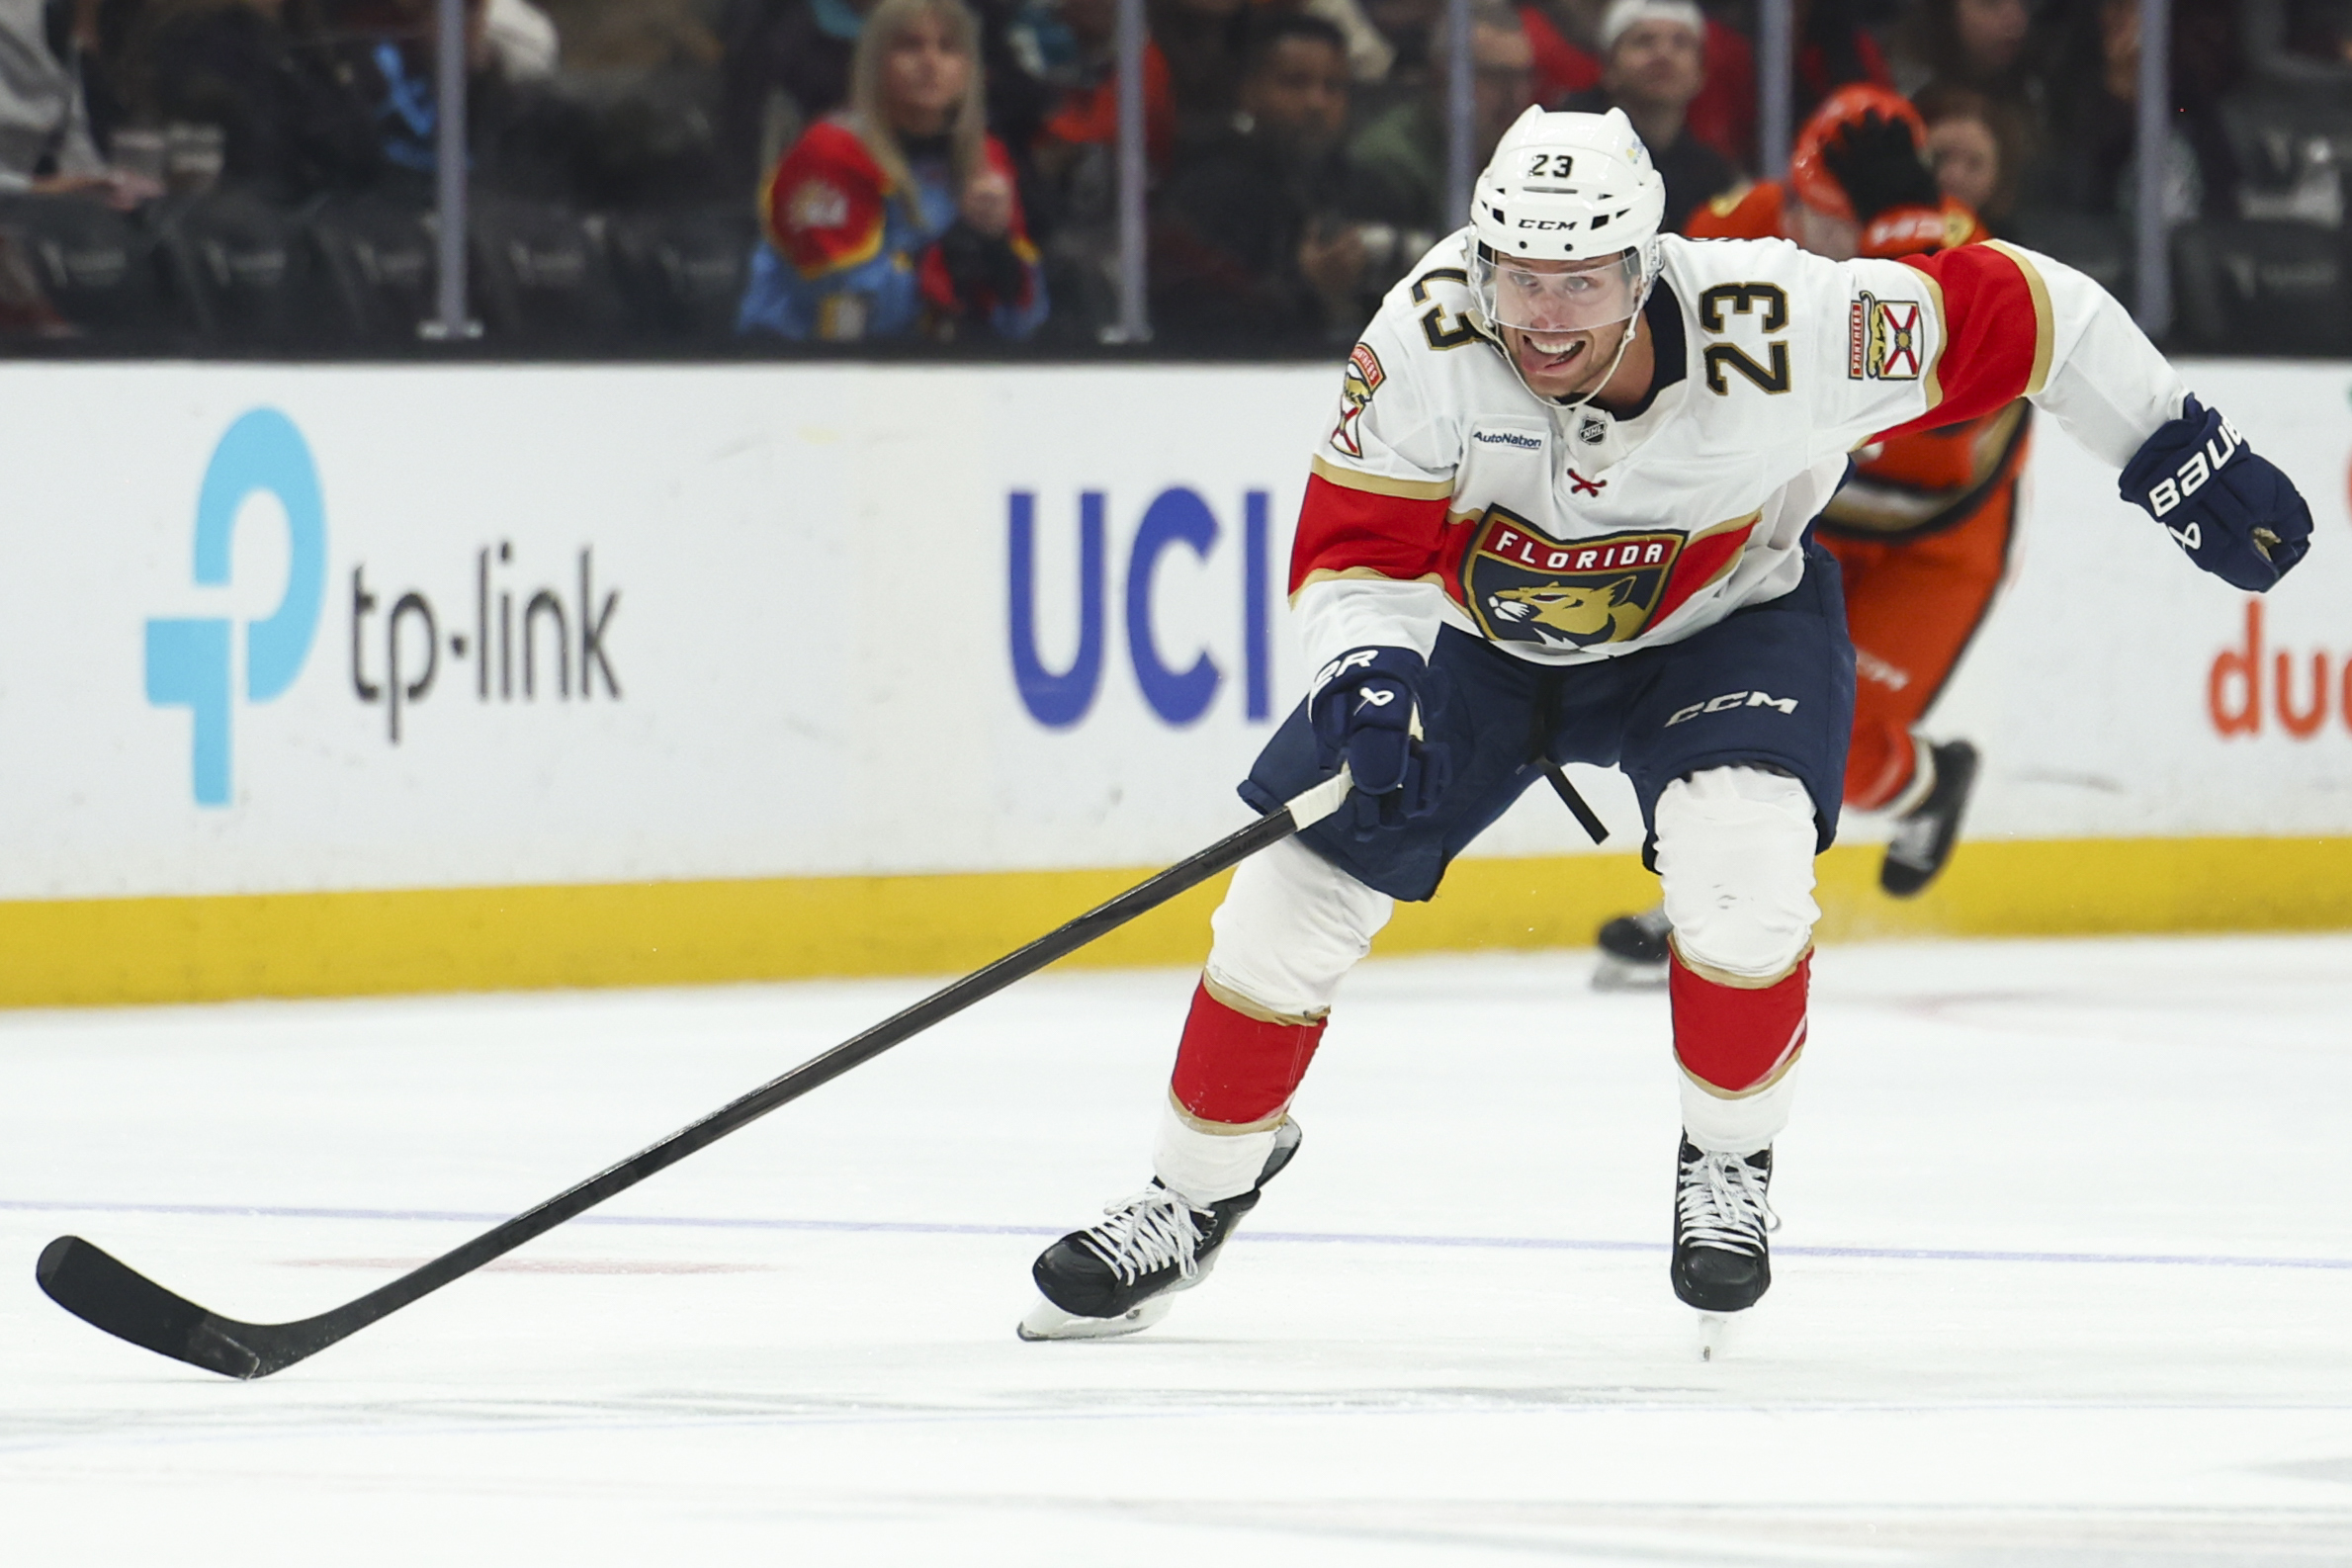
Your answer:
[1290,229,2188,671]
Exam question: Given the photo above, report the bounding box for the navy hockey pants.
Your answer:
[1239,539,1859,902]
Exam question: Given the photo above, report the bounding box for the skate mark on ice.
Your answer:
[10,1197,2352,1273]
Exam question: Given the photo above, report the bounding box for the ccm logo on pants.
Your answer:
[1666,690,1799,727]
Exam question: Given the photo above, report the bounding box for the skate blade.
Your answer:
[1016,1295,1175,1342]
[1696,1311,1732,1362]
[1591,955,1668,993]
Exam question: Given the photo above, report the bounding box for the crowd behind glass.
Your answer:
[0,0,2343,353]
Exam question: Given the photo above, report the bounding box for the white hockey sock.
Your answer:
[1153,1093,1279,1206]
[1681,1058,1802,1155]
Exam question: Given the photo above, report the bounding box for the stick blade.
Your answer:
[37,1235,285,1380]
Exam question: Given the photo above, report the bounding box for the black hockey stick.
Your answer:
[1541,760,1610,844]
[36,768,1357,1380]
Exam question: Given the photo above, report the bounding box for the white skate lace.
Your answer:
[1074,1186,1207,1285]
[1678,1151,1780,1257]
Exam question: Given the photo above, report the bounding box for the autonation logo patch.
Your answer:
[144,408,326,807]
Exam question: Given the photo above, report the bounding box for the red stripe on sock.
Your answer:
[1169,981,1328,1126]
[1669,950,1809,1093]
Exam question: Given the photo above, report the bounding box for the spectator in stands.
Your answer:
[534,0,718,70]
[1151,12,1381,350]
[1308,0,1400,84]
[1021,0,1174,336]
[1559,0,1732,228]
[723,0,1046,208]
[0,0,159,206]
[321,0,630,206]
[968,0,1058,177]
[332,0,470,179]
[1350,0,1532,236]
[1150,0,1253,153]
[482,0,560,79]
[1915,83,2011,231]
[1031,0,1175,173]
[737,0,1045,342]
[2037,0,2240,224]
[720,0,868,198]
[1790,0,1893,113]
[1890,0,2032,96]
[1680,7,1752,170]
[1638,0,1882,175]
[1889,0,2044,213]
[1520,0,1751,173]
[1360,0,1439,94]
[1518,0,1600,103]
[113,0,385,204]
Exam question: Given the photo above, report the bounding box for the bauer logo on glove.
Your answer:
[1308,645,1451,838]
[2121,394,2312,593]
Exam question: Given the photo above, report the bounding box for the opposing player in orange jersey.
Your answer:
[1595,85,2021,987]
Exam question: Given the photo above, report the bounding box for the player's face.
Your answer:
[1486,252,1643,397]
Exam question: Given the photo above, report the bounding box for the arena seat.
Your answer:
[0,193,175,344]
[468,201,629,346]
[156,191,339,350]
[308,197,442,346]
[2003,212,2133,304]
[2219,85,2352,225]
[604,205,757,344]
[2171,218,2350,356]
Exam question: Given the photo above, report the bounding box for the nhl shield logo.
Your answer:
[1461,507,1681,649]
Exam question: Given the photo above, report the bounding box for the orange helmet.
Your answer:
[1788,85,1927,220]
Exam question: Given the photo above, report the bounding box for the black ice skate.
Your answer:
[1671,1136,1778,1321]
[1592,905,1672,991]
[1017,1120,1302,1342]
[1880,740,1979,898]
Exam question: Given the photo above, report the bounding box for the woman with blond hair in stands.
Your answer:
[736,0,1045,342]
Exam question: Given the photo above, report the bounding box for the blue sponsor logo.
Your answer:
[1472,429,1542,449]
[144,409,326,806]
[1008,487,1277,729]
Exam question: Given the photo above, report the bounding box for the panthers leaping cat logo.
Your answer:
[1486,577,1650,647]
[1461,510,1684,648]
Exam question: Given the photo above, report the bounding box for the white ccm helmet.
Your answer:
[1468,107,1667,341]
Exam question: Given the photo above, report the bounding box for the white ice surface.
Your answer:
[7,936,2352,1565]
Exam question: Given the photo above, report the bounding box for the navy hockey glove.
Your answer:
[2121,395,2311,593]
[1308,646,1451,838]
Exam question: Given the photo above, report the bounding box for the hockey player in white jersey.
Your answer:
[1019,107,2313,1342]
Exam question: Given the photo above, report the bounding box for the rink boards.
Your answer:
[2,358,2348,1003]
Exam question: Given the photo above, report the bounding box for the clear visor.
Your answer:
[1472,247,1646,333]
